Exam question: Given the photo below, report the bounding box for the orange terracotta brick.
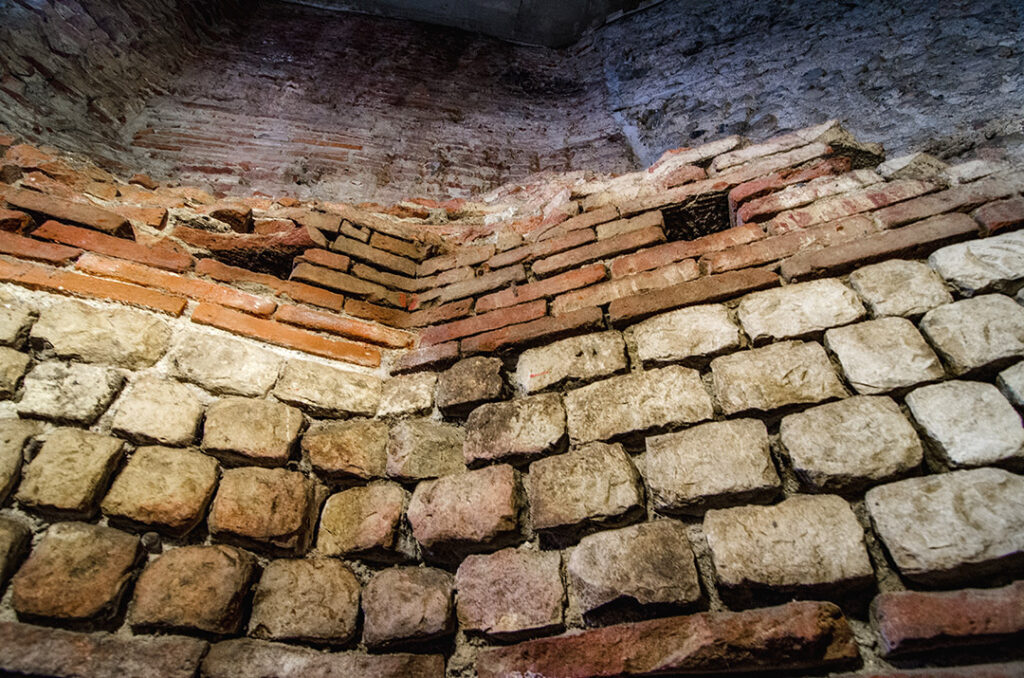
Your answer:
[418,244,495,276]
[253,219,296,235]
[610,223,765,277]
[529,205,619,242]
[195,258,346,312]
[532,226,666,277]
[393,342,460,374]
[291,262,407,308]
[330,235,417,276]
[296,248,350,272]
[461,306,605,355]
[0,231,81,264]
[0,209,33,233]
[404,298,475,328]
[476,263,607,313]
[191,303,380,368]
[343,298,412,327]
[488,228,596,270]
[1,186,132,237]
[369,231,428,261]
[973,197,1024,235]
[273,304,415,349]
[33,220,193,272]
[350,263,424,293]
[112,205,168,230]
[728,158,853,209]
[420,300,547,347]
[551,259,700,316]
[873,176,1020,228]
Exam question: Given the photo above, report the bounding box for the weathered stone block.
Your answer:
[202,397,304,466]
[436,356,504,415]
[825,317,945,394]
[110,377,204,446]
[464,393,565,467]
[130,544,257,635]
[16,428,124,518]
[248,558,360,645]
[921,294,1024,375]
[0,516,30,588]
[780,396,923,492]
[564,366,713,442]
[515,332,627,393]
[12,522,141,623]
[997,361,1024,408]
[0,418,41,503]
[737,279,865,343]
[628,304,742,366]
[710,341,846,414]
[378,371,436,417]
[17,362,123,425]
[0,300,34,348]
[316,481,413,561]
[302,419,387,481]
[167,330,282,397]
[866,468,1024,585]
[101,446,219,536]
[386,418,465,481]
[362,567,454,649]
[849,259,952,318]
[0,347,29,397]
[929,230,1024,295]
[455,548,564,640]
[273,359,381,416]
[642,419,780,514]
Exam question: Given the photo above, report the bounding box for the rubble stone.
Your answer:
[386,418,465,481]
[0,516,31,588]
[202,397,304,466]
[166,330,282,397]
[0,300,34,348]
[921,294,1024,375]
[362,566,454,649]
[515,332,627,393]
[436,356,504,415]
[17,362,123,424]
[110,377,204,446]
[737,279,865,343]
[628,304,742,365]
[273,359,381,416]
[928,230,1024,295]
[825,317,945,394]
[302,419,388,481]
[0,418,42,503]
[997,361,1024,408]
[0,347,29,397]
[316,482,413,561]
[378,371,436,417]
[463,393,565,467]
[849,259,953,318]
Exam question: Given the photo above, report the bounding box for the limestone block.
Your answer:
[928,230,1024,295]
[302,419,388,481]
[110,377,204,446]
[17,362,123,425]
[378,372,436,417]
[436,357,504,415]
[316,481,413,562]
[825,317,945,394]
[167,330,282,397]
[997,361,1024,408]
[737,279,865,343]
[248,559,360,645]
[0,418,41,503]
[362,567,454,649]
[0,347,29,397]
[920,294,1024,375]
[386,418,465,481]
[463,393,565,467]
[202,397,304,466]
[515,332,627,393]
[848,259,952,318]
[0,516,30,589]
[0,300,34,348]
[273,359,381,417]
[628,304,742,365]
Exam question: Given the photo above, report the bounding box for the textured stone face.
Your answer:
[248,558,360,645]
[780,396,923,492]
[362,567,454,649]
[0,347,29,397]
[436,356,504,415]
[848,259,952,318]
[704,495,873,601]
[0,516,30,588]
[628,304,742,366]
[302,419,388,481]
[920,294,1024,375]
[567,520,701,617]
[0,418,41,503]
[866,468,1024,585]
[101,446,220,536]
[130,545,257,635]
[208,467,319,555]
[316,481,412,561]
[906,380,1024,469]
[273,359,382,416]
[515,332,627,393]
[998,360,1024,407]
[710,341,846,414]
[17,361,124,424]
[202,397,305,466]
[0,300,34,348]
[642,419,780,514]
[378,372,436,417]
[564,365,714,442]
[825,317,945,394]
[737,279,865,343]
[110,377,205,446]
[928,230,1024,295]
[463,393,565,467]
[167,330,282,397]
[12,522,141,622]
[455,548,564,640]
[16,428,124,518]
[386,418,465,481]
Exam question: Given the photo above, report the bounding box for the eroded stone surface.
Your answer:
[17,362,123,424]
[629,304,742,365]
[825,317,945,394]
[929,230,1024,295]
[0,418,41,503]
[515,332,627,393]
[0,347,29,397]
[273,359,382,416]
[317,482,413,561]
[202,397,304,466]
[387,418,465,481]
[998,361,1024,408]
[463,393,565,467]
[0,516,31,588]
[436,356,504,415]
[737,279,865,343]
[362,566,454,649]
[378,372,436,417]
[302,419,388,481]
[849,259,952,318]
[921,294,1024,375]
[167,331,282,397]
[0,300,34,348]
[110,377,204,446]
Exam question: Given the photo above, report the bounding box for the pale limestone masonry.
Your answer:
[848,259,953,318]
[167,331,282,397]
[737,279,865,343]
[628,304,742,365]
[920,294,1024,375]
[929,230,1024,295]
[825,317,945,394]
[515,332,627,393]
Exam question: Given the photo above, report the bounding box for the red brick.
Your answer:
[129,173,159,190]
[973,197,1024,235]
[252,219,295,235]
[610,223,765,277]
[370,231,428,261]
[393,342,460,374]
[655,163,707,189]
[291,263,407,308]
[831,664,1024,678]
[461,307,605,354]
[20,171,77,198]
[420,300,547,347]
[0,208,32,232]
[871,581,1024,657]
[873,176,1020,228]
[76,253,276,316]
[171,224,326,261]
[273,304,415,348]
[331,235,417,276]
[296,248,350,271]
[0,134,15,149]
[435,266,474,287]
[781,213,980,281]
[616,177,731,218]
[530,204,619,242]
[728,157,852,208]
[551,259,699,315]
[488,228,595,269]
[351,263,424,293]
[737,169,881,225]
[196,258,346,312]
[1,186,131,237]
[436,265,527,304]
[418,244,495,276]
[532,226,666,277]
[191,303,380,367]
[112,205,168,230]
[33,220,193,272]
[476,601,858,678]
[323,201,441,247]
[0,231,81,264]
[264,207,341,234]
[0,257,187,316]
[340,220,371,242]
[596,210,664,240]
[701,215,880,274]
[476,263,607,313]
[608,268,779,325]
[343,298,412,327]
[404,299,474,328]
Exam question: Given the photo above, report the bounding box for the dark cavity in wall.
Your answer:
[662,193,731,242]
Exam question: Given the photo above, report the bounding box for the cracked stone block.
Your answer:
[997,361,1024,408]
[110,377,204,446]
[849,259,952,318]
[316,481,414,562]
[515,332,627,393]
[386,418,465,482]
[905,381,1024,469]
[167,330,282,397]
[528,442,643,540]
[567,520,701,620]
[12,522,141,623]
[0,418,41,503]
[273,359,381,417]
[928,230,1024,295]
[0,516,31,589]
[780,396,923,492]
[0,347,29,397]
[408,464,521,562]
[825,317,945,394]
[436,356,504,416]
[628,303,742,366]
[101,446,220,536]
[866,467,1024,586]
[202,397,304,467]
[0,300,34,348]
[921,294,1024,375]
[710,341,846,415]
[737,279,865,343]
[16,428,124,518]
[378,372,436,417]
[463,393,566,467]
[362,566,454,649]
[302,419,387,481]
[455,548,564,641]
[29,299,171,369]
[129,544,257,635]
[704,495,873,605]
[248,558,360,645]
[641,419,780,515]
[17,362,123,425]
[208,467,320,556]
[564,365,713,443]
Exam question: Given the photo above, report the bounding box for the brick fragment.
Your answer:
[249,559,360,645]
[610,223,764,277]
[418,244,495,276]
[297,247,350,271]
[738,278,865,343]
[436,356,504,416]
[331,234,417,275]
[529,204,618,241]
[404,298,472,327]
[114,205,168,229]
[477,263,606,313]
[737,169,882,224]
[974,196,1024,235]
[392,341,459,374]
[34,220,192,271]
[532,226,665,277]
[17,362,124,426]
[728,156,853,207]
[387,418,465,481]
[0,230,80,263]
[420,299,546,347]
[628,303,741,365]
[551,259,699,316]
[303,419,387,481]
[2,186,131,237]
[464,393,566,467]
[515,330,626,393]
[825,317,945,394]
[350,262,423,292]
[595,210,663,240]
[290,262,405,308]
[461,306,605,354]
[928,230,1024,295]
[197,258,345,311]
[873,176,1019,228]
[0,208,33,232]
[435,264,526,303]
[378,372,436,417]
[363,567,454,649]
[920,294,1024,375]
[488,227,595,269]
[317,481,413,561]
[849,259,953,318]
